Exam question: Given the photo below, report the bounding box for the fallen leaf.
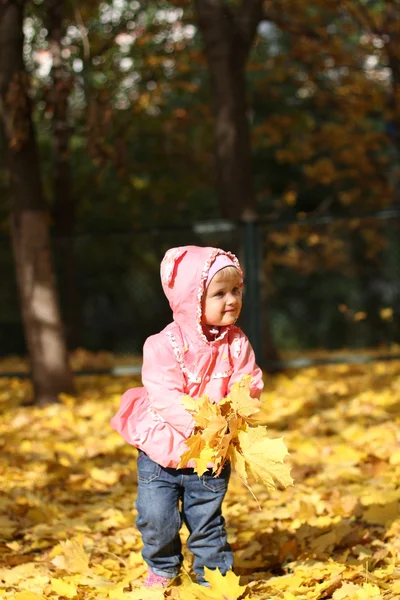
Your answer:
[51,578,78,598]
[51,539,90,573]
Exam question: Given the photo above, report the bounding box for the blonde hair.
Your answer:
[212,266,241,282]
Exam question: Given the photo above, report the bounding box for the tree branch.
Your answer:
[262,8,326,41]
[340,0,383,36]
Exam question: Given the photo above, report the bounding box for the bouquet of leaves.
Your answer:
[178,376,293,494]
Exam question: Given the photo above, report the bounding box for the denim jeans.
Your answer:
[136,451,233,584]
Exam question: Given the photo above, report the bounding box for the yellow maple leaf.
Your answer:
[332,581,382,599]
[177,569,248,600]
[204,567,248,599]
[179,435,215,475]
[229,377,262,418]
[175,578,214,600]
[79,573,116,588]
[228,446,248,484]
[179,378,293,494]
[201,413,228,444]
[193,445,215,476]
[213,433,234,473]
[178,432,205,468]
[363,501,399,525]
[238,427,293,490]
[392,581,400,593]
[105,583,129,600]
[226,416,245,437]
[194,398,223,430]
[181,395,199,413]
[51,578,77,598]
[13,594,45,600]
[51,539,90,573]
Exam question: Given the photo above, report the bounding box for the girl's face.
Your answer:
[202,268,243,328]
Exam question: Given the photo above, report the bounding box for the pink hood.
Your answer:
[160,246,242,345]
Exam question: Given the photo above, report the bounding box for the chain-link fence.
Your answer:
[1,210,399,372]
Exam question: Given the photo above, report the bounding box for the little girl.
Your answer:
[111,245,263,587]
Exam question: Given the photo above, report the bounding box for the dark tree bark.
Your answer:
[194,0,262,220]
[384,18,400,206]
[0,0,74,404]
[194,0,280,366]
[45,0,82,349]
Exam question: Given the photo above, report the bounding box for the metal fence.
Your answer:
[258,209,400,368]
[1,209,399,372]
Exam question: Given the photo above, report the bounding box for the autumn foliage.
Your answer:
[2,358,400,598]
[178,377,293,495]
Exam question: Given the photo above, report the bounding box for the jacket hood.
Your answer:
[160,246,242,344]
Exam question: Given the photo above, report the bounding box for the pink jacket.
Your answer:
[110,246,263,468]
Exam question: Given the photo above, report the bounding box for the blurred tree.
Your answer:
[340,0,400,204]
[44,0,82,349]
[194,0,263,221]
[257,1,399,347]
[0,0,74,403]
[193,0,280,366]
[1,0,398,362]
[260,0,391,218]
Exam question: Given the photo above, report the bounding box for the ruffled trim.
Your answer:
[212,368,233,379]
[166,330,202,384]
[232,333,242,359]
[197,249,242,346]
[167,328,233,381]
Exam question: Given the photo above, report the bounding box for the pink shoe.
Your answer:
[144,568,172,588]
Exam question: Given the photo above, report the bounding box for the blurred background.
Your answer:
[1,0,400,401]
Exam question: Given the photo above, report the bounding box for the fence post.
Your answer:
[242,212,262,364]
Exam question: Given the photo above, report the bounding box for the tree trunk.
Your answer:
[0,0,74,404]
[386,46,400,206]
[46,0,82,349]
[194,0,261,220]
[204,51,253,220]
[195,0,280,367]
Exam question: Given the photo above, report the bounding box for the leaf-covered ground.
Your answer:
[1,359,400,599]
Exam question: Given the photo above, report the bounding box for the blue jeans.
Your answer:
[136,451,233,584]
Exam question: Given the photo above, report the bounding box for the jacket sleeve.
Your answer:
[141,335,195,436]
[228,331,264,398]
